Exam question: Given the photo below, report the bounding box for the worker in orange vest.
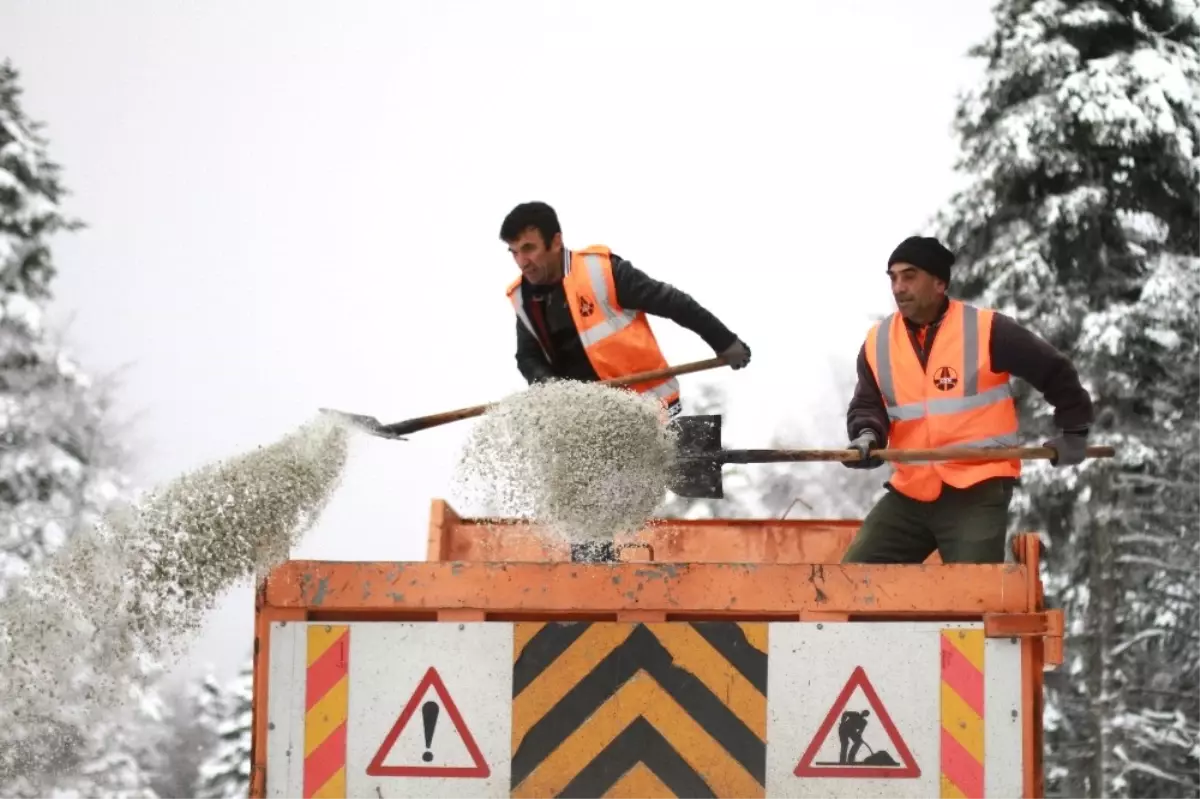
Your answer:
[501,201,751,420]
[841,236,1095,564]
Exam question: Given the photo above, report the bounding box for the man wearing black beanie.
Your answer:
[840,235,1095,564]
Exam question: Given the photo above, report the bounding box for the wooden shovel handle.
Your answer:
[377,356,730,437]
[714,445,1117,464]
[875,445,1115,463]
[598,356,728,389]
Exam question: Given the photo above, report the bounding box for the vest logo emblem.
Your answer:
[578,296,595,317]
[933,366,958,391]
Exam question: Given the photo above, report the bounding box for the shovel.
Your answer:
[320,356,731,441]
[669,414,1117,499]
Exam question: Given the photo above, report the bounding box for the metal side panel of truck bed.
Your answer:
[249,499,1061,799]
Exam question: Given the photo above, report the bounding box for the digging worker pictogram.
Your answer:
[501,201,751,420]
[841,235,1095,564]
[838,709,870,765]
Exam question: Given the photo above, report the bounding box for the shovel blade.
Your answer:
[318,408,409,441]
[668,457,725,499]
[667,414,725,499]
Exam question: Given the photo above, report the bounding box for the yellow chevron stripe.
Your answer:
[741,622,767,654]
[649,622,766,738]
[306,624,346,667]
[513,671,761,798]
[310,766,346,799]
[512,621,545,661]
[940,681,985,762]
[512,623,636,739]
[941,773,968,799]
[304,676,348,757]
[943,627,985,672]
[603,762,673,798]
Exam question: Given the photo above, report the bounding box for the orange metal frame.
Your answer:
[248,499,1062,798]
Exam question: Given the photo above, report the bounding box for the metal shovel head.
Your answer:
[667,413,725,500]
[318,407,408,441]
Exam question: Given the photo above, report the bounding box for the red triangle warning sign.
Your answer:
[366,666,490,778]
[793,665,920,779]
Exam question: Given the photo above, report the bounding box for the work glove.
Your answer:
[1044,429,1088,467]
[843,430,884,470]
[720,339,751,370]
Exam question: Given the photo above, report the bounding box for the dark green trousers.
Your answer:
[842,478,1014,564]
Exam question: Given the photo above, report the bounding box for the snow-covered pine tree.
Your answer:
[197,658,253,799]
[931,3,1199,796]
[47,708,162,799]
[0,59,162,797]
[147,672,226,799]
[0,58,104,589]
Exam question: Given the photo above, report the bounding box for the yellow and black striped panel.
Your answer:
[510,621,767,798]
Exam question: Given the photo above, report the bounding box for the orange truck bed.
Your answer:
[250,499,1062,798]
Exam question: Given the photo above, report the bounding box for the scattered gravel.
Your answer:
[0,413,350,786]
[450,379,678,545]
[0,383,678,784]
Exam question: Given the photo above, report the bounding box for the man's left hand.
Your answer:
[1044,431,1088,467]
[720,339,751,369]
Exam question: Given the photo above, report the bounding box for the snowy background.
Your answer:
[0,0,995,688]
[1,0,1197,796]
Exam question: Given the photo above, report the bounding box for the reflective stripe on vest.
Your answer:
[874,305,1016,424]
[572,252,680,400]
[867,301,1021,499]
[642,378,681,404]
[574,253,637,347]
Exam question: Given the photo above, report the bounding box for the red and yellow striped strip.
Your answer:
[304,625,350,798]
[941,628,984,798]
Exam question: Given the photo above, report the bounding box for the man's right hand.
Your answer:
[843,430,884,469]
[1044,430,1088,467]
[719,339,751,369]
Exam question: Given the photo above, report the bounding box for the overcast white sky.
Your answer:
[2,0,995,685]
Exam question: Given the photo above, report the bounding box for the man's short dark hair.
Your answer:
[500,201,561,246]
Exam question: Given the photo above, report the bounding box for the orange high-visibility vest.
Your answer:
[864,299,1021,501]
[506,245,680,407]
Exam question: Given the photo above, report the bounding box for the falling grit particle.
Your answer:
[451,379,679,544]
[0,413,350,786]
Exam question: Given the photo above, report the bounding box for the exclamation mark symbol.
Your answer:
[421,701,439,763]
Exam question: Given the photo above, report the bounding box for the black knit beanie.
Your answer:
[888,236,955,284]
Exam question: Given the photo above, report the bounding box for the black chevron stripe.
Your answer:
[513,621,590,696]
[689,622,767,694]
[556,717,716,798]
[510,624,766,788]
[513,622,767,698]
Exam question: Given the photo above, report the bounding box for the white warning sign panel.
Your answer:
[347,622,513,798]
[766,621,946,798]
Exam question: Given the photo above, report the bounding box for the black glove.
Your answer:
[1044,430,1088,467]
[843,430,884,470]
[719,339,751,370]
